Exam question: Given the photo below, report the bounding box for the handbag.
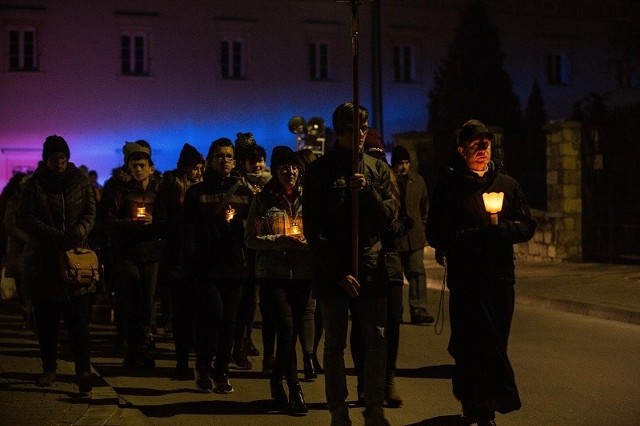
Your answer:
[59,247,100,286]
[1,266,17,299]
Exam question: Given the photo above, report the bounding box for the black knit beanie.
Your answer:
[391,145,410,165]
[177,143,205,170]
[270,146,300,172]
[42,135,70,161]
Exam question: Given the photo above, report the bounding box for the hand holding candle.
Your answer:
[482,192,504,225]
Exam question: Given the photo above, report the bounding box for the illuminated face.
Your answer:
[393,160,411,176]
[458,137,491,172]
[46,152,68,173]
[276,163,299,191]
[243,157,266,174]
[186,164,204,183]
[209,146,236,176]
[128,159,154,182]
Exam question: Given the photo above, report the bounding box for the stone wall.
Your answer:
[515,120,583,262]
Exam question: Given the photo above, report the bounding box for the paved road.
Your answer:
[87,292,640,426]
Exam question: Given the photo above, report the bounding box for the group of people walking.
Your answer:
[3,101,536,426]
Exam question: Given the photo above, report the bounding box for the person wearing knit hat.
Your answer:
[123,141,151,165]
[391,145,411,166]
[363,129,387,163]
[270,145,300,172]
[42,135,70,163]
[177,143,205,172]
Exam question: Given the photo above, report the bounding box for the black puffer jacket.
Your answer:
[19,163,96,302]
[426,159,536,291]
[303,146,398,299]
[182,169,254,279]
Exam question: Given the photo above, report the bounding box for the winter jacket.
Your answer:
[182,169,254,279]
[106,175,164,263]
[245,179,312,280]
[302,145,399,299]
[394,169,429,253]
[426,159,536,291]
[19,163,96,302]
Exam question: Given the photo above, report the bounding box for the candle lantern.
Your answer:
[289,221,301,236]
[225,205,235,223]
[136,206,147,218]
[482,192,504,225]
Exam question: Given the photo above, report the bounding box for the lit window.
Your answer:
[121,31,148,76]
[221,39,244,79]
[308,42,330,81]
[394,45,415,83]
[545,52,571,85]
[8,27,38,71]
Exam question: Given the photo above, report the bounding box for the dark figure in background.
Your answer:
[155,143,205,379]
[19,135,96,393]
[426,120,536,426]
[295,148,322,379]
[4,173,33,329]
[0,172,27,268]
[245,146,312,414]
[233,139,272,370]
[390,145,434,324]
[182,137,254,394]
[107,148,164,372]
[362,130,404,408]
[303,103,398,426]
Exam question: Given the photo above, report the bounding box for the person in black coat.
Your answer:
[426,120,536,426]
[19,135,96,393]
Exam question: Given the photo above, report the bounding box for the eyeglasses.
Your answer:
[213,154,235,161]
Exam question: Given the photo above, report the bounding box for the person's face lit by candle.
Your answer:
[458,136,492,174]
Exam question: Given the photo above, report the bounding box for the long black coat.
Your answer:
[19,163,96,302]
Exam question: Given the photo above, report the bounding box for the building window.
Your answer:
[545,52,571,85]
[8,27,38,71]
[393,45,415,83]
[221,39,244,80]
[121,31,148,76]
[308,42,330,81]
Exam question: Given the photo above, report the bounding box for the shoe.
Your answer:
[233,349,253,370]
[330,405,352,426]
[213,375,234,394]
[410,310,434,324]
[288,383,309,414]
[195,369,213,393]
[303,354,317,382]
[262,356,274,376]
[363,407,391,426]
[270,379,288,405]
[36,370,56,387]
[312,353,323,374]
[385,373,402,408]
[76,372,93,394]
[246,338,260,356]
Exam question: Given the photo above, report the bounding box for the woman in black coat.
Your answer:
[19,136,96,393]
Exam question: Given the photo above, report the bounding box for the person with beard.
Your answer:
[19,135,96,393]
[426,120,536,426]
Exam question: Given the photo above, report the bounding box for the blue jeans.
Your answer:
[320,295,387,412]
[400,248,428,313]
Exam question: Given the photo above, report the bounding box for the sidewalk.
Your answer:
[1,252,638,425]
[424,246,640,325]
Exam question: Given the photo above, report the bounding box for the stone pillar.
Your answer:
[545,120,582,261]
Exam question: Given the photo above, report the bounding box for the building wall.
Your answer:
[1,0,639,186]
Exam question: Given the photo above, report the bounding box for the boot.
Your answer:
[385,372,402,408]
[288,382,309,414]
[36,370,56,387]
[303,354,317,381]
[270,379,288,405]
[312,352,323,374]
[246,337,260,356]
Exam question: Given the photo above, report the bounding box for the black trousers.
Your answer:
[33,293,92,375]
[260,277,312,385]
[195,275,243,378]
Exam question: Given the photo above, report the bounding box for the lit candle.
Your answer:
[136,206,147,218]
[225,205,235,223]
[482,192,504,225]
[289,221,301,235]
